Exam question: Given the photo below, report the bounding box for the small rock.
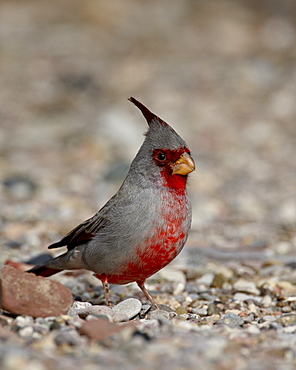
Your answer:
[212,273,228,288]
[68,301,129,322]
[284,296,296,302]
[155,267,186,284]
[246,324,260,335]
[139,304,152,318]
[277,314,296,327]
[282,305,292,313]
[191,307,208,316]
[199,292,218,301]
[233,279,260,295]
[247,302,259,316]
[262,315,277,322]
[0,266,73,318]
[233,293,261,302]
[260,295,273,307]
[196,273,214,286]
[173,282,185,295]
[18,326,34,338]
[243,314,255,323]
[276,281,296,295]
[146,309,172,320]
[68,301,92,316]
[14,315,34,328]
[207,302,222,315]
[33,324,49,335]
[216,313,244,327]
[175,306,187,315]
[54,329,81,346]
[112,298,142,319]
[79,318,137,341]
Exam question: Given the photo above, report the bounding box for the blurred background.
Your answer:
[0,0,296,263]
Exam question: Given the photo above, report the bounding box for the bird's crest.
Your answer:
[128,97,168,127]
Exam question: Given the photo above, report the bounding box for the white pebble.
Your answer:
[112,298,142,319]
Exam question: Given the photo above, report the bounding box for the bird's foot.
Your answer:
[137,282,159,309]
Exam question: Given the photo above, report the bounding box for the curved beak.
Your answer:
[172,152,195,175]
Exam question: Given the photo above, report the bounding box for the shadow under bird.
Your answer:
[28,97,195,308]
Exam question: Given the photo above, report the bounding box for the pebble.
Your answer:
[67,301,92,315]
[262,315,277,322]
[155,267,186,284]
[191,308,208,316]
[260,295,273,307]
[196,273,215,286]
[216,313,244,327]
[146,309,172,321]
[112,298,142,319]
[19,326,34,338]
[173,282,185,295]
[212,273,229,288]
[207,302,222,315]
[175,306,187,315]
[277,314,296,327]
[79,318,137,341]
[233,280,260,295]
[54,328,81,346]
[68,301,129,322]
[233,292,261,303]
[246,324,261,335]
[15,315,34,328]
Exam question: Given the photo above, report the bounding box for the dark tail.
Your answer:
[27,265,61,277]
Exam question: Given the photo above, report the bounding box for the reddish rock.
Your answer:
[79,318,138,341]
[0,266,73,318]
[4,259,33,271]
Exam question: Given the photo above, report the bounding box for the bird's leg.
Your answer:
[137,282,159,309]
[95,274,113,307]
[103,281,112,307]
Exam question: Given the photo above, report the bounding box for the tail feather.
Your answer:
[27,265,61,277]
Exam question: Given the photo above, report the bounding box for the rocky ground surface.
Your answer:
[1,1,296,369]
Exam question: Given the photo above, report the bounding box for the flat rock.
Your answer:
[112,298,142,319]
[233,279,260,295]
[68,301,129,322]
[216,313,245,327]
[196,273,215,286]
[0,266,73,318]
[155,267,186,284]
[233,292,261,303]
[79,318,137,341]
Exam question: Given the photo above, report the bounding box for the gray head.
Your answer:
[126,97,195,189]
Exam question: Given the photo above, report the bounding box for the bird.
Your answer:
[28,97,195,308]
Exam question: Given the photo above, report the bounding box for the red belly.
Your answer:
[95,227,186,285]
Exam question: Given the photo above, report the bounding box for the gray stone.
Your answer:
[233,292,261,303]
[233,279,260,295]
[112,298,142,319]
[196,273,215,286]
[216,313,244,327]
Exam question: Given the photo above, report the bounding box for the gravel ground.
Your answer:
[1,1,296,369]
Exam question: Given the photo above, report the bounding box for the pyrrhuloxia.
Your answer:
[29,98,195,308]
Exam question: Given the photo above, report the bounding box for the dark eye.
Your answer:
[157,151,166,161]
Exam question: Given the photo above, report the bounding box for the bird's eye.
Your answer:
[157,151,166,161]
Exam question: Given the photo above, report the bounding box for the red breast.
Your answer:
[95,190,189,285]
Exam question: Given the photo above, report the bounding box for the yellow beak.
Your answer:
[172,152,195,175]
